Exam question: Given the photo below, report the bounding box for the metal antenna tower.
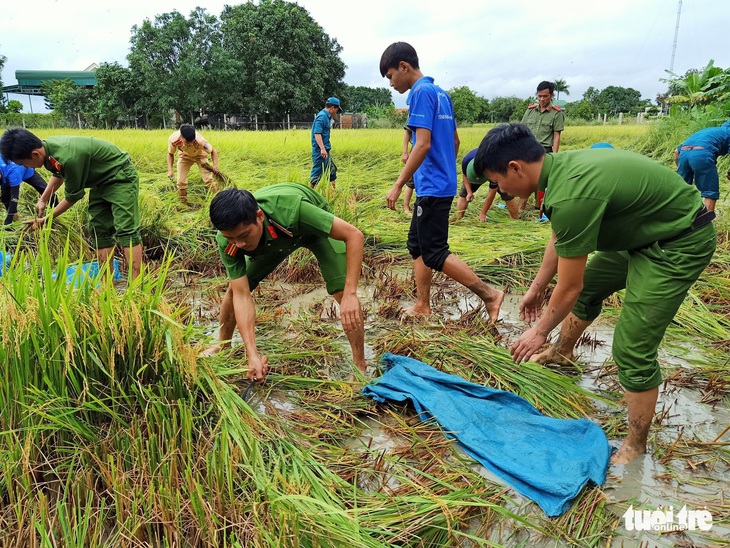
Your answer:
[670,0,683,72]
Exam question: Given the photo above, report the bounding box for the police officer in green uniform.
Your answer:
[205,183,366,382]
[520,81,564,215]
[474,124,716,465]
[521,81,565,153]
[0,128,143,279]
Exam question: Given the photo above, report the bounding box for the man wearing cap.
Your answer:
[167,123,220,204]
[204,184,367,381]
[310,97,342,189]
[454,148,520,221]
[674,120,730,213]
[474,123,716,464]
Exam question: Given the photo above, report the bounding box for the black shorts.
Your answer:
[406,196,453,271]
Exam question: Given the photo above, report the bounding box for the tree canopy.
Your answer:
[340,85,393,113]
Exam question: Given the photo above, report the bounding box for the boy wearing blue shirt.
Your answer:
[380,42,503,322]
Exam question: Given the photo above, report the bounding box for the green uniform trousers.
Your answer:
[246,236,347,295]
[572,222,716,392]
[86,164,142,249]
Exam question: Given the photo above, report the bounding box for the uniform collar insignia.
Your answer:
[48,156,63,173]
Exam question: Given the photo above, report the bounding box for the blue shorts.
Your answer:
[677,149,720,200]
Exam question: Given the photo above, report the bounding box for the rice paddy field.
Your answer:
[0,123,728,547]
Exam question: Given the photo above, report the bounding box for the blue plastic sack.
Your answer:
[0,250,11,277]
[54,259,123,287]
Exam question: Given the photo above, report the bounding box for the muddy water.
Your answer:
[193,278,729,546]
[495,292,730,546]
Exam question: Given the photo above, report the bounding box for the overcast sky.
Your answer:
[1,0,727,113]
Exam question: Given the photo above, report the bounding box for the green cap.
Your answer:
[466,158,488,184]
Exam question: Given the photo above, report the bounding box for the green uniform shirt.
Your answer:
[521,105,565,148]
[216,183,336,280]
[42,136,134,203]
[538,149,702,258]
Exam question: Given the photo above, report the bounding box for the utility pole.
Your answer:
[670,0,682,73]
[664,0,683,116]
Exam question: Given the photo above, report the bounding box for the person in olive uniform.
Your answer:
[0,127,143,279]
[474,123,716,465]
[520,81,564,215]
[205,183,366,381]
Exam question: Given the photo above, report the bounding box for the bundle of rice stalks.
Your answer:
[373,327,607,419]
[199,162,235,190]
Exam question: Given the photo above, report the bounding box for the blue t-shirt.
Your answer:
[406,76,457,198]
[680,125,730,157]
[0,159,35,187]
[311,109,332,151]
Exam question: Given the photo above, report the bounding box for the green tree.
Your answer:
[94,62,144,128]
[41,79,96,126]
[449,86,482,125]
[564,99,596,121]
[7,100,23,114]
[554,78,570,101]
[340,85,392,113]
[594,86,649,115]
[662,60,726,109]
[219,0,345,117]
[583,86,600,104]
[128,8,221,123]
[489,96,529,123]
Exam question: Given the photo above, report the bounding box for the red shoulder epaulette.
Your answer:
[48,156,63,173]
[528,104,539,109]
[550,105,563,112]
[224,242,238,257]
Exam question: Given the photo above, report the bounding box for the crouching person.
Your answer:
[206,184,367,382]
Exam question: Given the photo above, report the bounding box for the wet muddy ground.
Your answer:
[185,270,729,547]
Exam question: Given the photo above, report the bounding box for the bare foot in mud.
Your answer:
[200,344,228,357]
[483,289,504,325]
[529,346,575,365]
[402,304,432,317]
[610,442,646,465]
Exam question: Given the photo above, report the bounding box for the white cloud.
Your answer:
[1,0,727,112]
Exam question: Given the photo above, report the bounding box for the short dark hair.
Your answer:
[474,124,545,175]
[180,124,196,142]
[379,42,419,77]
[209,188,260,231]
[0,127,43,162]
[536,81,555,94]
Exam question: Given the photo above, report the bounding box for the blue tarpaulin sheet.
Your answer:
[362,353,612,517]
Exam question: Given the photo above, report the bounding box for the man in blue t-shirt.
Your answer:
[380,42,503,322]
[0,157,55,225]
[674,120,730,212]
[309,97,342,189]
